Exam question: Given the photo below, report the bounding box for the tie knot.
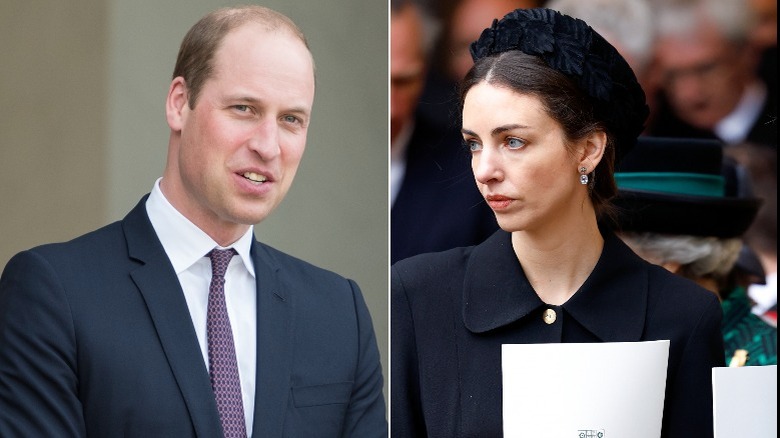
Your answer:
[207,248,237,278]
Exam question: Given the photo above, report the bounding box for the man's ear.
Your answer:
[578,130,607,171]
[166,76,189,131]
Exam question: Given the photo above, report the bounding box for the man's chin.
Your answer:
[233,205,276,226]
[236,213,272,226]
[679,109,719,131]
[224,194,281,223]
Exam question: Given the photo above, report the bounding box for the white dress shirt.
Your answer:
[145,178,256,435]
[391,120,414,206]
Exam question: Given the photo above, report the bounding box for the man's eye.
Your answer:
[234,105,250,112]
[283,115,300,124]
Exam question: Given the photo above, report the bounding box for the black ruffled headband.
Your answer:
[470,8,649,162]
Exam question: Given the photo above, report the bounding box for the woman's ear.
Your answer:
[578,130,607,170]
[166,76,189,132]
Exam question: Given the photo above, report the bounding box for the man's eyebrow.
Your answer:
[226,95,310,116]
[226,94,258,102]
[285,106,311,115]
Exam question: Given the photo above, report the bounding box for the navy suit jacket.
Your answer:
[0,196,387,437]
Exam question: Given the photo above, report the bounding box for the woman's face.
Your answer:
[461,82,583,233]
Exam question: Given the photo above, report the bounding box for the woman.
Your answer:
[391,8,725,438]
[612,137,775,367]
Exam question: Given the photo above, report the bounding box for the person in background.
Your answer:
[437,0,543,85]
[391,0,497,264]
[648,0,777,148]
[392,8,723,437]
[0,6,387,437]
[724,142,778,327]
[746,0,777,96]
[545,0,660,131]
[613,136,776,367]
[418,0,542,129]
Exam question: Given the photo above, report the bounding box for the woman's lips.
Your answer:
[485,195,512,210]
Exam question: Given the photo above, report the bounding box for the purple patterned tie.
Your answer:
[207,248,247,438]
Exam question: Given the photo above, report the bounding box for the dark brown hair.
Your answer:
[172,5,311,108]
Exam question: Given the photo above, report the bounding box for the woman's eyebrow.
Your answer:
[461,124,528,138]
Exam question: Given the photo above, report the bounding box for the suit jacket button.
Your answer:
[543,308,556,324]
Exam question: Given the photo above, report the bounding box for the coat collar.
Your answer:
[463,229,648,342]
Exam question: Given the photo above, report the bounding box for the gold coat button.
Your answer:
[543,308,557,324]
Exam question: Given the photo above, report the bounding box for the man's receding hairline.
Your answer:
[209,5,310,49]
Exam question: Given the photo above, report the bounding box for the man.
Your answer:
[417,0,541,134]
[0,6,386,437]
[648,0,777,148]
[438,0,542,84]
[546,0,659,131]
[391,0,497,264]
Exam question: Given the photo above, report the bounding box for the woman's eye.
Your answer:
[465,139,482,152]
[506,137,525,149]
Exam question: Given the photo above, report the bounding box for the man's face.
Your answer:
[391,4,426,145]
[655,24,748,130]
[165,23,315,243]
[447,0,529,83]
[748,0,777,50]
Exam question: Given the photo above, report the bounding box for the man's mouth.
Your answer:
[242,172,268,184]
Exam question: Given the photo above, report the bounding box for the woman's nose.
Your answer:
[472,147,502,184]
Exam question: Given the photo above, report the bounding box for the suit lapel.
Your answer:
[122,197,223,437]
[250,241,294,437]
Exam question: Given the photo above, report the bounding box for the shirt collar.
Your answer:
[145,177,256,277]
[391,120,415,207]
[462,229,647,341]
[714,80,767,144]
[391,118,414,163]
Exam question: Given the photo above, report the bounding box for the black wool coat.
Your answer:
[392,229,725,438]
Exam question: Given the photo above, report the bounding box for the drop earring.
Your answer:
[579,167,588,185]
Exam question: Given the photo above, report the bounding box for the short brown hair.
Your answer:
[173,5,311,108]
